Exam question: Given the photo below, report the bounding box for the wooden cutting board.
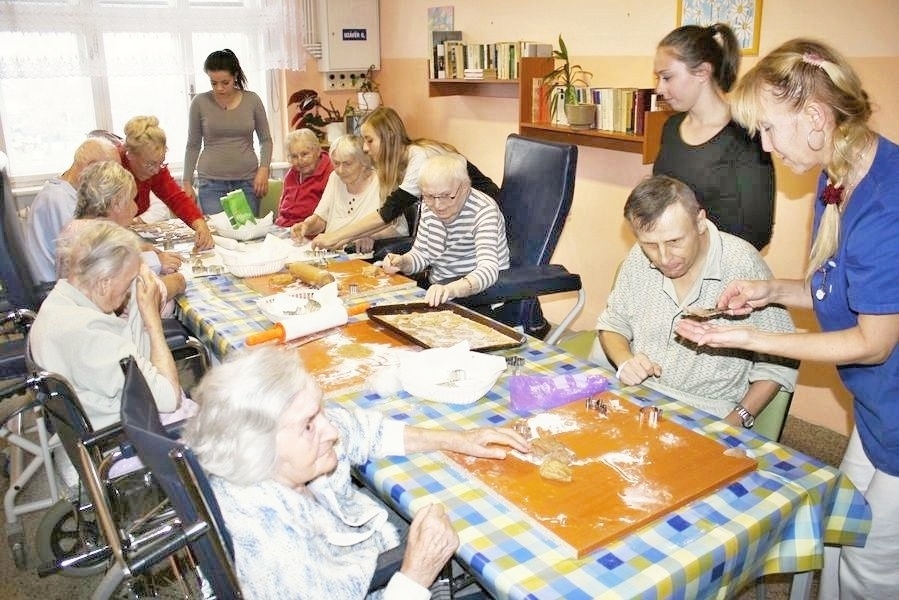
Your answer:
[447,391,757,558]
[243,258,417,299]
[292,320,418,396]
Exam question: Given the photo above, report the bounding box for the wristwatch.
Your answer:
[733,404,756,429]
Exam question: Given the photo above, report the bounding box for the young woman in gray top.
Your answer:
[183,49,273,216]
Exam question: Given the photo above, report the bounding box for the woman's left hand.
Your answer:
[448,427,530,459]
[674,319,756,350]
[157,251,183,275]
[253,168,269,198]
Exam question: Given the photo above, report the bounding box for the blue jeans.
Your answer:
[196,178,259,217]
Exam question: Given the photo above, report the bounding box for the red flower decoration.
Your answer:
[820,183,844,207]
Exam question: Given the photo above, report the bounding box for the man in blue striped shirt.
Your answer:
[382,153,509,306]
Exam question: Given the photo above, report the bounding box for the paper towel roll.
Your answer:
[279,304,348,340]
[287,262,335,287]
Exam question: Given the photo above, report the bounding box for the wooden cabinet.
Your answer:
[427,57,672,164]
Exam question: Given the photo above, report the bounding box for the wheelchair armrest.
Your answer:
[465,265,582,305]
[162,318,190,348]
[0,385,40,424]
[82,421,125,451]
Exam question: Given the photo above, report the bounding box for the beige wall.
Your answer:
[284,0,899,435]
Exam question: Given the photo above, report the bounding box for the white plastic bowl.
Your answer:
[399,345,506,405]
[221,251,287,278]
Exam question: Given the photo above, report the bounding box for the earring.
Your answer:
[807,128,825,151]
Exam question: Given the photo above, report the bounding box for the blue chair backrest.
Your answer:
[498,134,578,268]
[119,357,241,598]
[0,154,41,311]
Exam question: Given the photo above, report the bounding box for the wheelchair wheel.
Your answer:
[35,498,108,577]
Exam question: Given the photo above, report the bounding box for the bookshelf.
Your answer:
[517,57,672,164]
[428,78,519,98]
[426,57,672,164]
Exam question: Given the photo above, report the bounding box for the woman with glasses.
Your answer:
[309,106,498,250]
[121,115,214,250]
[674,39,899,599]
[292,134,407,253]
[183,49,273,217]
[382,153,509,306]
[274,128,333,227]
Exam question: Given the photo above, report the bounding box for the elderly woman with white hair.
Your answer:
[61,160,185,313]
[30,219,182,430]
[183,345,528,599]
[382,153,510,306]
[292,134,407,253]
[274,128,334,227]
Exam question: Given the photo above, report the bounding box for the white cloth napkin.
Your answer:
[217,235,287,268]
[399,342,506,405]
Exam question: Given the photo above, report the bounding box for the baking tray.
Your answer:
[366,302,526,352]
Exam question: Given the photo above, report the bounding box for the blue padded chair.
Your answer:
[119,356,242,599]
[461,134,584,343]
[0,151,48,313]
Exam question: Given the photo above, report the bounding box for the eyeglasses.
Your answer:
[814,259,837,301]
[131,148,168,172]
[422,182,463,205]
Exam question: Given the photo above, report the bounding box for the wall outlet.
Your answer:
[322,71,368,90]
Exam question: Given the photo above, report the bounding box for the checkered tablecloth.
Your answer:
[176,271,870,600]
[175,263,421,359]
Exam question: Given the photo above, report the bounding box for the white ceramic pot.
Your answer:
[325,121,347,144]
[357,92,381,111]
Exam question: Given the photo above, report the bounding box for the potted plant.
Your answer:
[289,90,351,142]
[357,64,381,111]
[542,35,594,128]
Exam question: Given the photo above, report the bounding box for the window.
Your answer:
[0,0,304,186]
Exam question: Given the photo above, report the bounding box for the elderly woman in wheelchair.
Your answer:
[30,219,187,432]
[183,345,528,598]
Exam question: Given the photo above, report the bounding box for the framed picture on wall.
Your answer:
[677,0,763,55]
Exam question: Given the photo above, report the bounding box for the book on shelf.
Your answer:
[531,78,550,123]
[520,41,553,57]
[632,88,654,135]
[444,40,466,79]
[431,30,462,79]
[463,68,497,80]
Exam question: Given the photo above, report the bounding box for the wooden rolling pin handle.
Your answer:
[246,324,285,346]
[347,303,371,317]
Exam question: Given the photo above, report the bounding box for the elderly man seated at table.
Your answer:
[274,128,333,227]
[382,153,509,307]
[595,175,797,429]
[30,220,187,432]
[292,134,407,253]
[183,345,527,599]
[24,136,121,286]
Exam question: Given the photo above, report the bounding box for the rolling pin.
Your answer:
[287,262,335,288]
[246,303,370,346]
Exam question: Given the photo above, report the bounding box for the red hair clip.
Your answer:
[820,183,844,207]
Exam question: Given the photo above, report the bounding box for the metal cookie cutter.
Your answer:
[585,394,608,415]
[512,419,531,438]
[639,406,662,428]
